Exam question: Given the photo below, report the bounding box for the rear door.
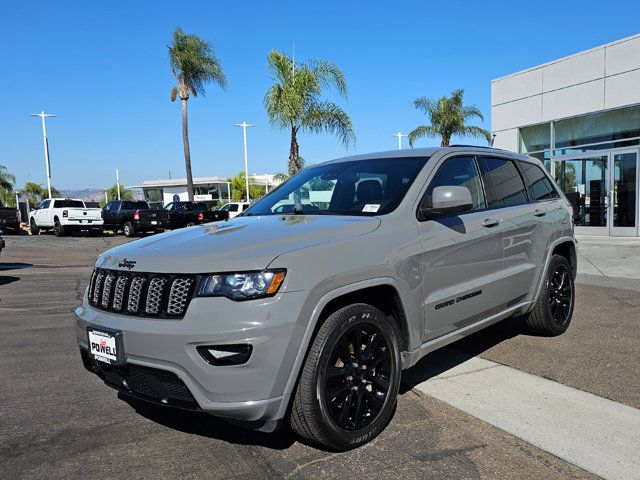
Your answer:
[477,156,542,306]
[417,155,505,341]
[102,201,118,226]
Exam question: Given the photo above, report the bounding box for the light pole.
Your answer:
[234,122,255,202]
[392,131,407,150]
[29,111,56,199]
[116,169,121,200]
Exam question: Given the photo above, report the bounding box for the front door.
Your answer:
[555,150,639,236]
[417,155,505,342]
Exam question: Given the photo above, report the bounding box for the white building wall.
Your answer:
[491,34,640,152]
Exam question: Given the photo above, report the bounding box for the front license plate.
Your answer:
[151,220,158,225]
[87,327,125,365]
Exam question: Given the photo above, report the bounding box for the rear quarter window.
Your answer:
[521,162,560,201]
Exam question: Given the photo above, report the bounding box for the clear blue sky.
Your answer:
[1,0,639,189]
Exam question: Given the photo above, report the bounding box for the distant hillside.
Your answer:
[58,188,143,202]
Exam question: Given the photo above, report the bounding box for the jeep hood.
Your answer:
[96,215,381,273]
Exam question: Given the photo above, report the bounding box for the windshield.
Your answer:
[245,157,427,216]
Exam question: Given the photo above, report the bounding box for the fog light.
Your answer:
[197,344,252,366]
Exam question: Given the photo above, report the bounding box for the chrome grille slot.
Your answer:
[112,275,129,311]
[87,268,195,318]
[145,277,168,314]
[101,273,116,308]
[167,278,194,316]
[128,276,146,313]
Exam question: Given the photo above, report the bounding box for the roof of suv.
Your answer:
[320,146,531,165]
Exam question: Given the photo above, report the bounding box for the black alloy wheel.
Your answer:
[322,323,391,431]
[548,263,572,326]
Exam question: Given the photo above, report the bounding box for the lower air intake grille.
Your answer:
[88,268,196,318]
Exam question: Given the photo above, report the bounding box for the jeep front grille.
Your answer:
[88,268,196,318]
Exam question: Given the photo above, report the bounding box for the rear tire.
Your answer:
[30,219,40,236]
[289,303,401,451]
[524,254,574,336]
[123,222,136,237]
[53,220,65,237]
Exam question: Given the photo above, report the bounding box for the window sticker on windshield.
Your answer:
[362,204,380,213]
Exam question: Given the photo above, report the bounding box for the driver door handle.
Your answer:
[481,218,501,228]
[534,209,546,217]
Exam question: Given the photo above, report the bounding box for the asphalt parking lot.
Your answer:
[1,234,639,479]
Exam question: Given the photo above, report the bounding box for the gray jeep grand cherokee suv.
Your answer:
[76,146,576,450]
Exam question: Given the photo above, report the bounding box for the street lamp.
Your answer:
[392,131,407,150]
[29,111,56,199]
[234,122,255,202]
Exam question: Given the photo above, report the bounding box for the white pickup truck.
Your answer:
[29,198,104,236]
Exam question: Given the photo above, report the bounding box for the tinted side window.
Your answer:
[420,156,486,211]
[521,163,559,201]
[480,157,528,208]
[40,200,50,209]
[228,204,239,212]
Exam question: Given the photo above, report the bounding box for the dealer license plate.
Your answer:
[87,327,124,365]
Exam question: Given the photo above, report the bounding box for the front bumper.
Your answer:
[75,289,307,424]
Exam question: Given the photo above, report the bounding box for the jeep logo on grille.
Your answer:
[118,259,137,270]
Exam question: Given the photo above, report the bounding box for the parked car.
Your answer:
[0,201,20,234]
[29,198,103,236]
[164,201,228,229]
[219,202,250,218]
[76,146,576,451]
[102,200,169,237]
[0,229,5,255]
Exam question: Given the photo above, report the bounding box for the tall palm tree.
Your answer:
[408,89,492,148]
[0,164,15,192]
[264,50,355,176]
[169,27,227,201]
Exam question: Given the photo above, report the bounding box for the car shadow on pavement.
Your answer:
[0,275,20,285]
[400,316,527,394]
[118,392,296,449]
[0,262,33,271]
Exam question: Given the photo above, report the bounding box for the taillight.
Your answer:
[198,212,203,221]
[134,210,140,220]
[63,210,68,218]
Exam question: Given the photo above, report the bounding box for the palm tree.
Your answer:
[168,27,227,201]
[264,50,355,176]
[408,89,492,148]
[23,182,59,206]
[0,164,15,192]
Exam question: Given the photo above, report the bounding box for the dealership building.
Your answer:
[131,174,279,209]
[492,33,640,236]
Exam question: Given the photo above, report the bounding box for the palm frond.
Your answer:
[460,126,493,144]
[310,59,348,97]
[408,125,439,147]
[301,101,356,148]
[168,27,227,98]
[462,105,484,122]
[0,164,16,191]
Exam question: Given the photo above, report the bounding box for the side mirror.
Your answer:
[419,186,474,220]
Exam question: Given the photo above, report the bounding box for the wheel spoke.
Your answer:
[327,366,347,378]
[365,389,385,407]
[338,338,353,364]
[337,391,355,426]
[370,374,389,391]
[371,348,390,367]
[327,383,351,401]
[353,389,364,429]
[353,328,363,358]
[362,333,380,360]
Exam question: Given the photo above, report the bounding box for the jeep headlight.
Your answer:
[196,270,286,301]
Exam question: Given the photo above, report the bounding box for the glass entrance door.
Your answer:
[610,151,638,236]
[556,154,609,235]
[555,150,639,236]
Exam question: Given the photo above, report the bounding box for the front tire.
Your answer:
[30,219,40,235]
[289,303,401,451]
[525,254,574,336]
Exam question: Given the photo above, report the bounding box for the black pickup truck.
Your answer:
[0,201,20,234]
[102,200,169,237]
[163,201,228,229]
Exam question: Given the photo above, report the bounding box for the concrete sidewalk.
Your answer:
[576,235,640,284]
